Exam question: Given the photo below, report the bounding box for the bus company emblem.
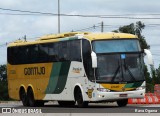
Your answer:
[72,67,82,74]
[87,89,94,98]
[121,87,125,91]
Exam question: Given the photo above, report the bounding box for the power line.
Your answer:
[72,24,101,32]
[0,8,54,15]
[1,7,160,19]
[0,13,51,16]
[1,7,160,16]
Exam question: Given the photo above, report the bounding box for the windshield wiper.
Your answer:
[111,65,120,82]
[124,63,136,81]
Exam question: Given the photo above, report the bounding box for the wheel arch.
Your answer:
[19,85,26,100]
[27,84,36,98]
[74,83,85,101]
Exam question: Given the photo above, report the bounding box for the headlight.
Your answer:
[136,86,145,90]
[97,88,110,92]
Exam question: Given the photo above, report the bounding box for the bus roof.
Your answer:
[84,32,138,41]
[8,32,138,47]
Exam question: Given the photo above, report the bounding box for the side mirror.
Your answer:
[91,52,97,68]
[144,49,153,65]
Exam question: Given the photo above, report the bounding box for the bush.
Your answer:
[0,81,10,101]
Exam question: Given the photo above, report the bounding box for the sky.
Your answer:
[0,0,160,68]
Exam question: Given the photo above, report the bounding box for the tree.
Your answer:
[0,64,7,81]
[0,64,9,100]
[154,65,160,84]
[114,21,150,49]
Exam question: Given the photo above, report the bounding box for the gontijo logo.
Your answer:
[72,67,82,74]
[24,67,45,75]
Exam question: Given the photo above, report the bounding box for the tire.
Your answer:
[117,99,128,107]
[58,101,75,107]
[75,88,88,108]
[19,88,29,106]
[27,88,36,107]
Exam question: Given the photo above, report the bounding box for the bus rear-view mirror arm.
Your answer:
[144,49,154,65]
[91,51,97,68]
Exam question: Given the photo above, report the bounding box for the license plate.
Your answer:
[119,94,127,97]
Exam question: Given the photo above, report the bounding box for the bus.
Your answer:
[7,32,153,107]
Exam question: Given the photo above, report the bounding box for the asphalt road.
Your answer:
[0,101,160,114]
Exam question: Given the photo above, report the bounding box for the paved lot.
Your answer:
[0,101,160,115]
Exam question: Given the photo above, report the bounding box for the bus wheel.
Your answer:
[19,88,29,106]
[58,101,75,107]
[75,88,88,108]
[27,88,36,107]
[117,99,128,107]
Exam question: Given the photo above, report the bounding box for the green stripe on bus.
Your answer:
[124,81,143,88]
[53,61,71,94]
[45,62,62,94]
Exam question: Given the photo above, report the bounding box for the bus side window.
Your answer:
[39,44,49,62]
[82,39,94,80]
[29,45,39,63]
[18,46,28,64]
[69,40,81,62]
[59,41,69,61]
[7,47,17,65]
[48,43,59,62]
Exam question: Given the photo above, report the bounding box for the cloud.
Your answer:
[0,0,21,7]
[0,0,160,67]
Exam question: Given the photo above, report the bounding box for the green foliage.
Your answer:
[114,21,150,49]
[0,81,10,101]
[153,65,160,84]
[146,83,154,93]
[0,64,10,101]
[0,64,7,81]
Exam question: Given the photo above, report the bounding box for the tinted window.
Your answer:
[7,40,82,65]
[69,40,81,61]
[82,39,93,80]
[93,39,141,53]
[39,44,49,62]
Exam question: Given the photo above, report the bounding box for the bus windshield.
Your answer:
[92,39,144,83]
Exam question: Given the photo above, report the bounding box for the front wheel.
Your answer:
[75,88,88,108]
[117,99,128,107]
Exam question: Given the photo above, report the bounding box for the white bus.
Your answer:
[7,32,153,107]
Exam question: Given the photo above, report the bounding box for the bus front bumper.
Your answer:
[94,89,145,102]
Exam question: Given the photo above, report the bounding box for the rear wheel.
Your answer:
[27,88,44,107]
[117,99,128,107]
[75,88,88,108]
[27,88,36,107]
[19,88,29,106]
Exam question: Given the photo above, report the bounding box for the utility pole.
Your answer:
[24,35,26,41]
[58,0,60,33]
[101,21,104,32]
